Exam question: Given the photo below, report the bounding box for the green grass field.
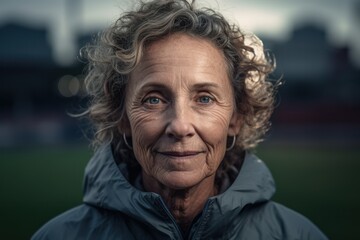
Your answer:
[1,144,359,239]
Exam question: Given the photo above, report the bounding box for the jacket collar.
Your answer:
[201,153,275,236]
[83,144,275,234]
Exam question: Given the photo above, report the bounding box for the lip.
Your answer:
[157,151,203,158]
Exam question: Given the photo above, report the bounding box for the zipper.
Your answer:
[156,197,184,240]
[188,200,213,240]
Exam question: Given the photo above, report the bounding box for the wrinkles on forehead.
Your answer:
[128,34,231,95]
[132,33,229,77]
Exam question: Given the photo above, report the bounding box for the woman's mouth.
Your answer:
[157,151,202,158]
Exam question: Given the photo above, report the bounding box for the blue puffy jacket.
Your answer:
[32,145,327,239]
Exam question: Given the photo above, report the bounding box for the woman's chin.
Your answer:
[159,171,211,190]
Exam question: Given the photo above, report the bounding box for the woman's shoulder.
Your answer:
[31,204,127,240]
[241,201,328,239]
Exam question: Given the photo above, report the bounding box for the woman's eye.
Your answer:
[144,97,161,104]
[198,96,212,104]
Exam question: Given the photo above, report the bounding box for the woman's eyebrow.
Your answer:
[137,82,222,93]
[191,82,221,90]
[137,82,170,93]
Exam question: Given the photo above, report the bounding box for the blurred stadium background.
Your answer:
[1,0,360,239]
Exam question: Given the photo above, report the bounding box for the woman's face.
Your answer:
[125,33,241,190]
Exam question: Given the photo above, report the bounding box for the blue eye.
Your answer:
[198,96,212,104]
[144,97,161,104]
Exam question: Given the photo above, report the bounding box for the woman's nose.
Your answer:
[165,105,195,139]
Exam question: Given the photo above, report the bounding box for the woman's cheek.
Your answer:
[128,109,161,168]
[199,108,231,139]
[129,108,159,135]
[199,108,233,169]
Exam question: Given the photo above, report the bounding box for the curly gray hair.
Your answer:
[81,0,277,176]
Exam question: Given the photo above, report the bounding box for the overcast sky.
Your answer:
[1,0,359,65]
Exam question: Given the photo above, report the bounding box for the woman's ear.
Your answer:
[228,112,242,136]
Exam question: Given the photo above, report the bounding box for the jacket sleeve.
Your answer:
[269,202,328,240]
[31,205,89,240]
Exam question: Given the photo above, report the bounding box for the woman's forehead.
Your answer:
[135,33,228,73]
[127,33,232,95]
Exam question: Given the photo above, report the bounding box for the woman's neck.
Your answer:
[142,174,217,233]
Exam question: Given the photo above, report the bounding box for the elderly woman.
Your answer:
[33,0,327,239]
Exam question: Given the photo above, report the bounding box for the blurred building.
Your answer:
[0,22,86,147]
[0,22,57,112]
[265,23,360,106]
[274,24,332,82]
[0,23,54,65]
[261,23,360,145]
